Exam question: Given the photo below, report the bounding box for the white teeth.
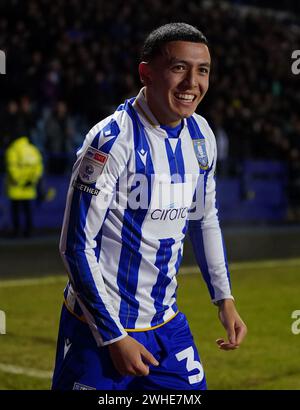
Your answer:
[175,93,194,101]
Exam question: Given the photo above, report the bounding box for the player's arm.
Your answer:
[215,299,247,350]
[188,126,247,349]
[59,120,128,346]
[60,120,158,375]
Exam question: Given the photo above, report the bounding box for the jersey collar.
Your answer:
[132,88,188,137]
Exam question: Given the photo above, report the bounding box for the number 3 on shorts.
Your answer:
[175,346,204,384]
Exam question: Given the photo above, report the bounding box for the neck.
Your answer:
[144,88,181,128]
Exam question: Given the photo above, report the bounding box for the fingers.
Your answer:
[130,346,159,377]
[109,336,159,377]
[118,349,159,377]
[132,362,150,377]
[236,323,248,345]
[216,322,247,351]
[118,365,148,377]
[115,360,150,377]
[228,327,236,345]
[127,353,158,377]
[141,346,159,367]
[216,338,239,350]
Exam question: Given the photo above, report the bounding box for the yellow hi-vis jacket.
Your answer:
[5,136,43,200]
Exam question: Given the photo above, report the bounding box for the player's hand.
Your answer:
[216,299,247,350]
[108,335,159,376]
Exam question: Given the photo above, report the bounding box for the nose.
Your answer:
[183,69,197,89]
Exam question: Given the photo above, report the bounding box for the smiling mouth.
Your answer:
[174,93,197,103]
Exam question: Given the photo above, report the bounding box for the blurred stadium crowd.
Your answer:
[0,0,300,181]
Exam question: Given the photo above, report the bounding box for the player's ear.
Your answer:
[139,62,152,86]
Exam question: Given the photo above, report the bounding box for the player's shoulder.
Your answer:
[78,108,132,157]
[86,109,128,143]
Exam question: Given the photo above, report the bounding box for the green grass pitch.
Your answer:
[0,259,299,390]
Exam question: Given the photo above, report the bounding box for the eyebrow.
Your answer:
[169,58,211,68]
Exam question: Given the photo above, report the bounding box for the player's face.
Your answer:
[142,41,211,126]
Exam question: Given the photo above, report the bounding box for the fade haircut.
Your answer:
[141,22,208,62]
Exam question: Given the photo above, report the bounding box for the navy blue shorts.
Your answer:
[52,304,207,390]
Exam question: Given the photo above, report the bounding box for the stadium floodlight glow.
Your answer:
[0,50,6,74]
[291,50,300,75]
[0,310,6,335]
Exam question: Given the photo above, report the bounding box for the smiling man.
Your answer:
[52,22,247,391]
[140,40,210,126]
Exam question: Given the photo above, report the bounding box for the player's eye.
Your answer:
[199,67,209,74]
[172,64,186,72]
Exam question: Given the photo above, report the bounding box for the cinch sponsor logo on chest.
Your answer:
[151,207,188,221]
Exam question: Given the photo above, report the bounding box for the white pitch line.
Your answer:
[0,363,53,379]
[0,275,66,288]
[230,258,300,271]
[179,258,300,275]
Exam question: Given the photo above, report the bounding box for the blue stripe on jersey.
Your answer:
[188,219,215,299]
[150,237,175,326]
[187,117,217,298]
[65,186,123,341]
[175,139,185,182]
[164,139,185,183]
[191,172,231,298]
[187,116,223,297]
[171,222,188,302]
[90,132,101,149]
[191,159,215,298]
[186,116,206,140]
[116,101,154,329]
[90,119,120,151]
[93,208,110,263]
[100,136,117,153]
[203,160,210,206]
[165,139,177,182]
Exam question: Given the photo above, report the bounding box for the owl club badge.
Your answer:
[193,139,209,170]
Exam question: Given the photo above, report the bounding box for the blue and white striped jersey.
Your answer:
[59,88,233,347]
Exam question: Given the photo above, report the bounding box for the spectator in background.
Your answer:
[18,95,37,137]
[213,114,230,177]
[5,135,43,237]
[44,101,75,173]
[2,101,21,140]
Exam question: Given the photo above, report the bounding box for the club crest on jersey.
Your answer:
[193,139,209,170]
[79,146,108,184]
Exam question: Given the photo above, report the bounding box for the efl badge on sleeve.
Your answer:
[193,139,209,170]
[78,146,108,184]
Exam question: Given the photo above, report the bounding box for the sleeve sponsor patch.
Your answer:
[78,147,108,184]
[72,179,100,196]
